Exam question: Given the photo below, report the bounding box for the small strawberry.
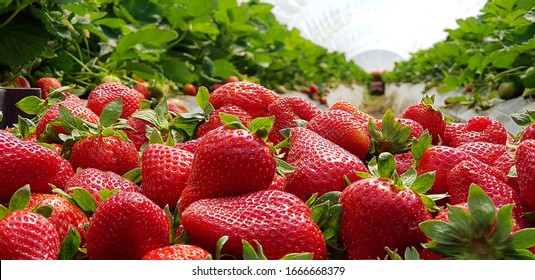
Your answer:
[35,101,100,140]
[284,127,368,201]
[184,83,197,96]
[268,174,286,191]
[63,168,141,205]
[12,76,31,88]
[328,100,372,123]
[86,192,170,260]
[516,139,535,211]
[209,81,279,118]
[123,116,153,150]
[142,244,211,260]
[142,144,194,209]
[87,82,140,118]
[133,78,151,100]
[196,105,253,138]
[340,153,435,259]
[34,77,62,99]
[181,190,327,260]
[399,95,446,144]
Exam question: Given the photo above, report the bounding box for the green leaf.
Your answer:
[16,96,43,115]
[467,184,496,239]
[0,205,8,219]
[410,171,435,194]
[201,56,214,77]
[446,205,474,239]
[419,220,465,245]
[8,185,31,211]
[400,168,417,189]
[33,205,53,218]
[123,168,142,184]
[404,247,420,260]
[219,112,247,130]
[111,28,178,61]
[99,98,123,127]
[215,236,229,260]
[488,204,514,246]
[70,188,97,216]
[247,116,274,140]
[132,109,161,127]
[242,240,267,260]
[276,158,295,176]
[412,131,432,163]
[304,193,318,207]
[212,59,238,78]
[99,189,118,201]
[0,21,48,67]
[58,226,81,260]
[377,152,396,179]
[489,50,519,68]
[279,253,314,260]
[148,128,165,144]
[509,228,535,249]
[521,67,535,88]
[57,105,85,132]
[196,86,214,115]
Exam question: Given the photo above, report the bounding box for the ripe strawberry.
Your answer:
[87,82,140,118]
[520,123,535,142]
[374,117,424,139]
[339,153,433,259]
[516,139,535,211]
[0,210,60,260]
[63,168,141,205]
[86,192,170,260]
[328,100,372,123]
[0,131,74,202]
[12,76,31,88]
[142,244,211,260]
[181,190,327,260]
[175,138,201,154]
[224,76,240,83]
[35,77,62,99]
[167,99,189,114]
[267,96,322,145]
[443,117,507,147]
[123,116,153,150]
[196,105,253,138]
[133,78,151,100]
[26,193,89,242]
[284,127,368,201]
[209,81,280,118]
[306,109,370,159]
[493,152,519,191]
[399,95,446,144]
[268,174,286,191]
[394,152,414,175]
[35,101,100,139]
[70,135,139,176]
[179,124,276,212]
[456,142,507,166]
[142,144,194,209]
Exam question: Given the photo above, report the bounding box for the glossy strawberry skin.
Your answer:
[86,192,170,260]
[142,244,210,260]
[520,123,535,142]
[456,142,507,166]
[516,139,535,211]
[69,135,140,176]
[340,178,431,260]
[63,168,141,205]
[142,144,194,209]
[174,138,201,154]
[0,210,60,260]
[0,131,74,202]
[284,127,368,201]
[35,101,100,139]
[182,190,327,260]
[374,117,424,139]
[394,152,414,175]
[328,100,372,123]
[87,82,140,118]
[267,96,322,145]
[493,152,519,192]
[196,105,253,138]
[306,109,371,159]
[268,174,286,191]
[443,117,507,147]
[399,102,445,144]
[209,81,280,118]
[34,77,62,99]
[123,117,153,150]
[26,194,89,242]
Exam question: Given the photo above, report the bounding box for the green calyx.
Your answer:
[367,109,412,157]
[384,246,420,260]
[169,86,213,140]
[219,112,275,141]
[511,109,535,126]
[420,184,535,260]
[213,236,313,260]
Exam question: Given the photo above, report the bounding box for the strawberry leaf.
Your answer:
[147,127,165,144]
[98,189,118,201]
[0,205,8,220]
[409,171,435,194]
[509,228,535,249]
[242,240,267,260]
[446,205,474,238]
[219,112,247,130]
[196,86,215,115]
[377,152,396,179]
[123,167,142,184]
[33,205,53,218]
[58,226,81,260]
[411,131,432,164]
[247,116,274,140]
[279,253,314,260]
[468,184,496,239]
[215,235,230,260]
[70,188,97,216]
[15,95,43,115]
[276,158,294,176]
[8,185,31,211]
[99,98,123,127]
[419,220,464,245]
[487,204,514,246]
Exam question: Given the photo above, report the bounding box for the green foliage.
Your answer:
[385,0,535,110]
[0,0,370,95]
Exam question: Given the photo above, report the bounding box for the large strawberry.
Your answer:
[34,77,62,99]
[399,95,446,144]
[339,153,434,259]
[442,116,507,147]
[85,192,170,260]
[178,114,277,212]
[142,144,194,209]
[209,81,279,118]
[306,109,370,159]
[420,185,535,259]
[328,100,372,123]
[181,190,327,260]
[196,105,253,138]
[456,141,507,166]
[284,127,368,201]
[142,244,211,260]
[0,131,74,202]
[63,168,141,205]
[516,139,535,211]
[35,101,100,139]
[267,96,322,145]
[87,82,140,118]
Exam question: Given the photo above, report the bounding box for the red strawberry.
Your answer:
[520,123,535,142]
[34,77,62,99]
[374,117,424,139]
[493,152,519,191]
[142,244,211,260]
[86,192,170,260]
[63,168,141,205]
[142,144,194,209]
[306,109,371,159]
[339,154,433,259]
[0,131,74,202]
[456,142,507,166]
[174,138,201,154]
[268,174,286,191]
[184,83,197,96]
[181,190,327,260]
[26,193,89,242]
[0,210,60,259]
[196,105,253,138]
[399,96,446,144]
[123,116,153,150]
[69,135,139,176]
[35,101,100,139]
[12,76,30,88]
[284,127,368,201]
[209,81,280,118]
[179,127,276,212]
[133,78,151,100]
[87,82,140,118]
[267,96,322,145]
[394,152,414,175]
[443,117,507,147]
[516,139,535,211]
[328,100,372,123]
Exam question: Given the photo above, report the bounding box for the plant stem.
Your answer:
[64,51,94,74]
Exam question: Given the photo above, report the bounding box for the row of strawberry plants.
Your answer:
[0,0,370,97]
[384,0,535,110]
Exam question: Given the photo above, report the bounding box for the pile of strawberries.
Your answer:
[0,79,534,260]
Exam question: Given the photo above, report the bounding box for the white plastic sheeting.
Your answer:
[239,0,487,72]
